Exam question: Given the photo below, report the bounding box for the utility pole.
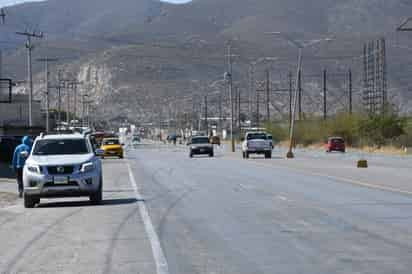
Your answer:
[256,82,260,128]
[66,82,71,124]
[226,42,235,152]
[323,69,327,120]
[16,30,43,127]
[237,87,241,133]
[219,92,223,136]
[0,8,6,24]
[348,69,352,114]
[204,95,208,135]
[57,70,62,126]
[256,83,264,128]
[249,64,254,122]
[37,58,58,132]
[288,71,293,129]
[298,69,302,120]
[266,69,270,121]
[71,81,82,121]
[82,93,89,127]
[73,82,78,120]
[83,100,93,127]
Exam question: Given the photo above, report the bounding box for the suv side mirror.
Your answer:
[20,151,29,159]
[95,149,105,156]
[240,137,245,142]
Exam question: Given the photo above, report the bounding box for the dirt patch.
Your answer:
[0,192,18,208]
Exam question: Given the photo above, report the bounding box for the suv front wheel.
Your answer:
[90,177,103,205]
[24,193,37,208]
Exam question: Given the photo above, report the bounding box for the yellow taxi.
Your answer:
[100,138,124,159]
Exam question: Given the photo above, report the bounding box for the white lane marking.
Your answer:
[277,195,288,201]
[127,162,169,274]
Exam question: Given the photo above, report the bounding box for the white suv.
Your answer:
[23,133,103,208]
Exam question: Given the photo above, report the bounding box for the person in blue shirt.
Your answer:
[12,136,32,198]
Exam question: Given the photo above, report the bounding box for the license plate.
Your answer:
[54,176,69,184]
[109,151,117,154]
[199,149,205,152]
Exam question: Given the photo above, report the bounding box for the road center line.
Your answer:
[127,162,170,274]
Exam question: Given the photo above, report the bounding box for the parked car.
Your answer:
[167,134,177,145]
[326,137,346,153]
[209,135,221,146]
[241,132,272,159]
[188,136,214,158]
[132,136,141,148]
[22,133,104,208]
[100,138,124,158]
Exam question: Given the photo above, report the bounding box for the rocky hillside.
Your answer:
[2,0,412,125]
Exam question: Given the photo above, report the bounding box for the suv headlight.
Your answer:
[81,162,95,173]
[27,165,42,174]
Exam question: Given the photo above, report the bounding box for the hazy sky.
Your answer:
[0,0,192,8]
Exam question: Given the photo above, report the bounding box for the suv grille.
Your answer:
[47,165,74,175]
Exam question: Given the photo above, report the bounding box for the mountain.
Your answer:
[2,0,412,126]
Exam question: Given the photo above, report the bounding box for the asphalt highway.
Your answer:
[1,142,412,274]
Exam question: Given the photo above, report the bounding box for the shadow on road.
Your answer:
[37,198,137,208]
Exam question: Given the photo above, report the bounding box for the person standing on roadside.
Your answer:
[12,136,32,198]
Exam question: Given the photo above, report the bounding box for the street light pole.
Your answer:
[287,47,302,158]
[226,42,235,152]
[267,32,333,158]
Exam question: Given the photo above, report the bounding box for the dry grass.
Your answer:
[277,142,409,156]
[359,145,408,156]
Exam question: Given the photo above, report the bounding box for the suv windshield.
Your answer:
[247,133,267,140]
[33,139,90,155]
[103,139,120,145]
[191,137,209,144]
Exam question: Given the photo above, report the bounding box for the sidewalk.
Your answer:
[0,162,19,207]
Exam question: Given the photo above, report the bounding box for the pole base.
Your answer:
[286,151,294,159]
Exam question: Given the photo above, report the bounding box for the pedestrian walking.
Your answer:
[12,136,32,198]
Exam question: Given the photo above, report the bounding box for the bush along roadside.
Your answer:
[264,111,409,149]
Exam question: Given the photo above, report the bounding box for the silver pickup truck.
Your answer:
[241,132,272,159]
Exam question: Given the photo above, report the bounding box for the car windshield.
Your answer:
[103,139,120,145]
[33,139,89,155]
[191,137,209,144]
[247,133,267,140]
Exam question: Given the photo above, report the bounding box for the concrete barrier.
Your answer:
[357,159,368,168]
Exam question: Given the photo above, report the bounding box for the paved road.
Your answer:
[2,142,412,273]
[128,143,412,274]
